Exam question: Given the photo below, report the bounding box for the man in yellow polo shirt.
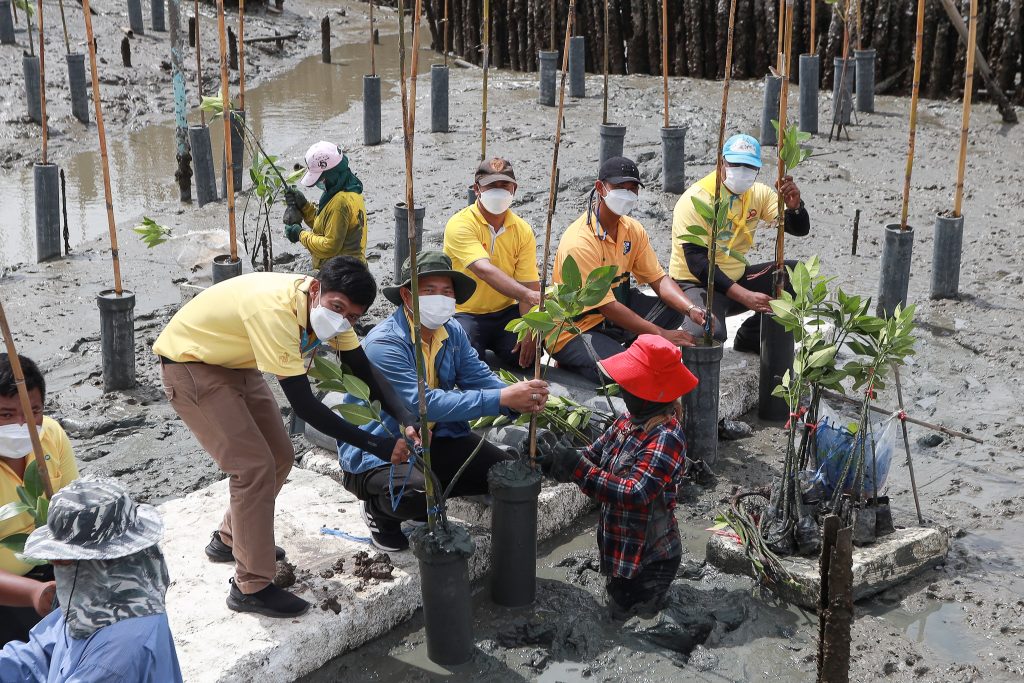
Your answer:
[551,157,707,383]
[670,134,809,353]
[153,256,418,618]
[0,354,77,645]
[444,158,541,369]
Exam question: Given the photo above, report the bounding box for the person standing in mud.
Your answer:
[153,256,419,618]
[283,141,368,268]
[0,354,79,645]
[550,157,707,382]
[670,134,809,353]
[337,251,549,552]
[443,157,541,369]
[539,335,697,618]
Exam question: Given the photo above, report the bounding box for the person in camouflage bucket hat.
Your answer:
[0,479,183,681]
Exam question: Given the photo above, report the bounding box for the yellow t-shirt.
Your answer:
[670,171,779,282]
[550,210,665,352]
[298,191,368,269]
[443,204,540,315]
[152,272,360,377]
[0,417,78,575]
[403,310,448,390]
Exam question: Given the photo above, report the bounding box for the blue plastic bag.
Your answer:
[813,400,896,498]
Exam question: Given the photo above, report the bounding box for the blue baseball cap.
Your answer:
[722,134,763,169]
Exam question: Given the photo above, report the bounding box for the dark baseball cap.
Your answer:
[475,158,517,186]
[598,156,644,186]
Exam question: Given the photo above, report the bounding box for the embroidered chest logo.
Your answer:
[623,240,632,255]
[746,209,757,220]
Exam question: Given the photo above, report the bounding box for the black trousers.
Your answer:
[677,259,797,346]
[552,291,685,383]
[343,433,511,528]
[606,554,682,618]
[454,305,523,369]
[0,564,54,645]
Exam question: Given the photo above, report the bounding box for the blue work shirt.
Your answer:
[337,308,509,474]
[0,609,183,683]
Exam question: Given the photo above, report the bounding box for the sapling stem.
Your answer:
[772,0,794,297]
[35,0,48,165]
[57,0,69,54]
[953,0,978,218]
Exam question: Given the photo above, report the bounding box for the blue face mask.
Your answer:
[315,180,326,191]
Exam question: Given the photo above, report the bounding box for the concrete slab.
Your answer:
[705,526,950,610]
[161,464,593,682]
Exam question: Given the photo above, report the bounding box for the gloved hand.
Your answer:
[535,440,582,483]
[285,224,303,244]
[284,187,308,210]
[282,204,304,227]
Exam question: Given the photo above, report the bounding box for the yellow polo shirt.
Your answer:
[403,310,448,390]
[550,210,664,352]
[0,417,78,575]
[152,272,360,377]
[670,171,779,283]
[443,204,540,315]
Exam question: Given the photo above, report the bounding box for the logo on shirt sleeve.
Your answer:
[623,240,632,255]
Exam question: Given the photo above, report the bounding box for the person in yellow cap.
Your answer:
[283,141,368,268]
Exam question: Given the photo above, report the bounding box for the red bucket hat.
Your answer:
[598,334,698,403]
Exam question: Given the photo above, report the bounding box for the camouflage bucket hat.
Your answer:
[382,250,477,306]
[23,479,164,561]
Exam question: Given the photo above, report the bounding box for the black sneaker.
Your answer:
[206,531,286,564]
[360,502,409,552]
[226,579,310,618]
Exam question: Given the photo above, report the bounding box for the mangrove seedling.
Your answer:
[0,461,48,565]
[133,217,173,248]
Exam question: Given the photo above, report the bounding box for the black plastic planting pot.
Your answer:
[410,523,476,666]
[832,57,853,126]
[598,123,626,171]
[34,163,61,263]
[188,124,218,207]
[682,341,723,470]
[23,55,41,123]
[0,0,14,45]
[854,49,875,113]
[798,54,819,134]
[930,213,963,300]
[212,254,242,284]
[67,53,89,124]
[394,202,424,282]
[430,64,449,133]
[487,460,542,607]
[568,36,585,98]
[538,50,557,107]
[221,109,245,195]
[757,312,794,422]
[97,290,136,393]
[660,125,686,195]
[760,75,781,146]
[363,75,381,146]
[876,224,914,317]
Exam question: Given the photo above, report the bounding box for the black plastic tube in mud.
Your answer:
[212,254,242,284]
[598,123,626,171]
[930,214,963,300]
[128,0,145,36]
[188,124,219,207]
[430,64,449,133]
[855,49,875,114]
[410,522,476,666]
[660,125,686,195]
[151,0,165,33]
[757,313,794,422]
[682,342,723,469]
[34,163,61,263]
[363,75,381,146]
[876,224,914,317]
[798,54,819,134]
[0,0,14,45]
[487,460,542,607]
[67,53,89,124]
[221,109,245,196]
[23,55,41,123]
[759,75,781,147]
[832,57,854,126]
[538,50,557,107]
[393,202,424,282]
[97,290,136,393]
[568,36,585,99]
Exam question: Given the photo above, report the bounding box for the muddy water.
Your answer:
[0,32,429,267]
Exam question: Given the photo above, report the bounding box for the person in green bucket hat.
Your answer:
[283,141,368,268]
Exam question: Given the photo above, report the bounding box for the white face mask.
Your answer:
[478,188,514,215]
[601,187,639,217]
[417,294,457,330]
[724,166,758,195]
[0,423,32,459]
[309,291,353,341]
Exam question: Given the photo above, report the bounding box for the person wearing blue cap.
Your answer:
[669,134,810,352]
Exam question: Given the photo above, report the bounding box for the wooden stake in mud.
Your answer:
[82,0,124,294]
[809,0,816,55]
[195,0,205,125]
[703,0,739,343]
[661,0,669,128]
[953,0,978,218]
[369,0,376,76]
[215,0,238,261]
[0,302,55,500]
[549,0,555,52]
[35,0,48,165]
[443,0,449,67]
[855,0,863,50]
[481,0,489,160]
[602,0,608,124]
[899,0,925,232]
[238,0,246,110]
[528,0,576,464]
[57,0,70,54]
[772,0,794,297]
[397,0,437,530]
[817,515,853,683]
[893,365,924,524]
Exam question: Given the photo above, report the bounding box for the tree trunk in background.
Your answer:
[402,0,1022,103]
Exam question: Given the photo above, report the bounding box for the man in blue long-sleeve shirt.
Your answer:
[338,251,549,552]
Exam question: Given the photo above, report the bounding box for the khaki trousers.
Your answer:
[161,363,294,593]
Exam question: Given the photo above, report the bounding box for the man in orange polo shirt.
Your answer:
[551,157,707,382]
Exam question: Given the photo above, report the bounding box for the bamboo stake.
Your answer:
[527,0,576,464]
[195,0,205,125]
[819,388,983,444]
[481,0,489,160]
[772,0,794,297]
[35,0,47,166]
[549,0,555,52]
[215,0,237,261]
[953,0,978,218]
[398,0,437,530]
[855,0,862,50]
[443,0,448,67]
[661,0,668,128]
[0,302,55,500]
[57,0,70,54]
[82,0,124,295]
[369,0,375,76]
[899,0,925,232]
[602,0,608,124]
[703,0,738,344]
[775,0,784,72]
[892,366,924,524]
[238,0,246,110]
[810,0,816,55]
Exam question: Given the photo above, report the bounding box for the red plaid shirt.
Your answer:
[572,413,687,579]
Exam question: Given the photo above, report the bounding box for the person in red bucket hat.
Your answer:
[538,334,697,619]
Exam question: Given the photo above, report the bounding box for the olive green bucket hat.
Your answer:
[383,251,477,306]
